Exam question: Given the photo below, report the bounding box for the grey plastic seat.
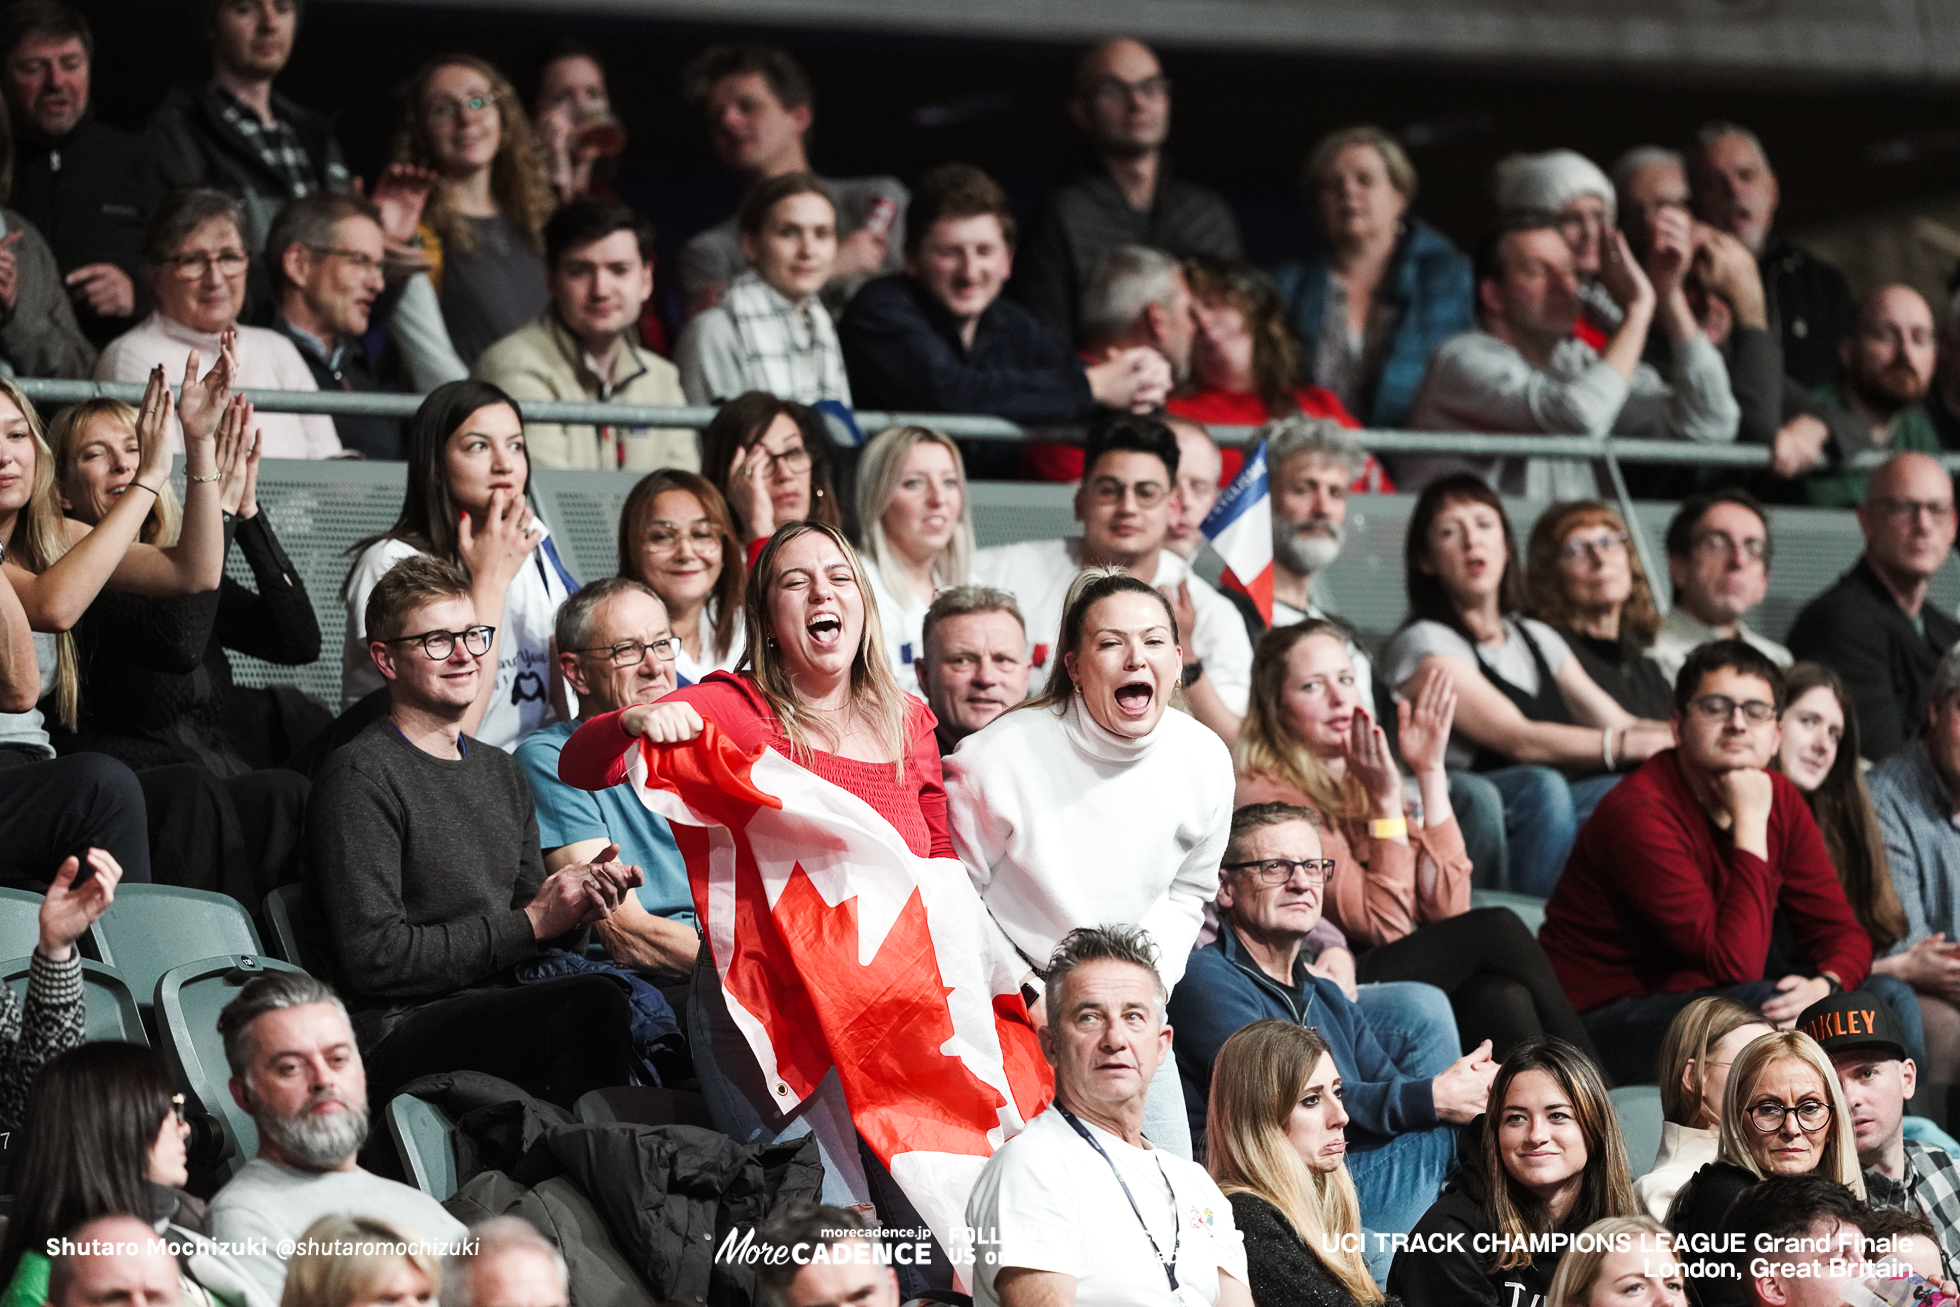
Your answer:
[387,1094,460,1201]
[95,885,262,1028]
[0,956,144,1045]
[0,889,45,963]
[154,953,305,1181]
[1611,1084,1666,1176]
[574,1085,716,1130]
[262,885,323,973]
[1469,888,1548,938]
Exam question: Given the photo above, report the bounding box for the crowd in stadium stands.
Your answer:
[8,2,1960,1305]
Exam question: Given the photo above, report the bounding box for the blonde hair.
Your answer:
[854,426,973,594]
[1656,996,1765,1129]
[1543,1215,1670,1307]
[1715,1030,1865,1199]
[1207,1020,1381,1303]
[394,54,554,258]
[279,1214,440,1307]
[45,400,181,548]
[738,522,910,779]
[0,376,79,729]
[1232,619,1372,828]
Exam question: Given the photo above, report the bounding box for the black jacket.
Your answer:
[1759,232,1852,391]
[274,318,403,459]
[1666,1161,1758,1307]
[1787,557,1960,761]
[11,115,152,346]
[1386,1186,1562,1307]
[840,273,1096,423]
[1232,1193,1400,1307]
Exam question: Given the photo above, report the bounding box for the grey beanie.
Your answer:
[1493,149,1617,225]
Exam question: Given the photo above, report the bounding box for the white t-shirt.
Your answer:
[673,603,746,686]
[1383,616,1572,770]
[971,539,1252,713]
[968,1106,1246,1307]
[341,526,575,751]
[864,556,932,696]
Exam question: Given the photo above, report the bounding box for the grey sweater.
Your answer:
[0,206,95,380]
[305,719,546,1045]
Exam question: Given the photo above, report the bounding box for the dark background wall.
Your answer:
[82,1,1960,318]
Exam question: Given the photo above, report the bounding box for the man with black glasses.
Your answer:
[307,554,643,1108]
[1542,640,1874,1085]
[516,577,696,982]
[1790,451,1960,761]
[1169,802,1495,1282]
[1650,488,1792,685]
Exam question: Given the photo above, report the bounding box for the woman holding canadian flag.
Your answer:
[557,519,1048,1292]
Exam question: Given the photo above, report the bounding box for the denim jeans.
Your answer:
[1356,982,1461,1079]
[1860,973,1929,1068]
[1347,1124,1458,1284]
[1583,980,1785,1085]
[1447,771,1506,891]
[1482,766,1624,897]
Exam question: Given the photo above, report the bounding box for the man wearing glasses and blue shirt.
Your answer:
[307,553,645,1108]
[516,576,699,982]
[1542,640,1885,1087]
[1170,801,1497,1283]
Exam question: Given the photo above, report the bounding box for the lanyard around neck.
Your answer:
[1056,1105,1180,1291]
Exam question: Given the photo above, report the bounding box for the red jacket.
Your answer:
[1540,750,1871,1012]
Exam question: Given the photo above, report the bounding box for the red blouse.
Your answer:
[558,672,954,859]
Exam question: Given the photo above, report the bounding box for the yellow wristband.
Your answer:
[1369,817,1408,839]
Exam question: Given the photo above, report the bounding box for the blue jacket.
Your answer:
[1270,218,1474,430]
[1169,921,1438,1147]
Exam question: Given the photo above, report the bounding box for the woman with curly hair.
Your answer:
[394,54,555,365]
[1524,500,1673,721]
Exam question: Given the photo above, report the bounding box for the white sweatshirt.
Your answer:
[943,695,1235,990]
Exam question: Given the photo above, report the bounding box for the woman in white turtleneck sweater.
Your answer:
[944,569,1235,1159]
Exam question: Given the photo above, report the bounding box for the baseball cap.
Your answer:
[1797,991,1910,1060]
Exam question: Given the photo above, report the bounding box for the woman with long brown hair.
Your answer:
[1168,256,1362,431]
[1389,1037,1637,1306]
[1207,1020,1389,1305]
[617,469,747,684]
[1524,501,1673,721]
[699,391,842,549]
[393,53,555,365]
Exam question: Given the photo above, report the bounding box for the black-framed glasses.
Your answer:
[570,636,681,667]
[306,245,384,274]
[166,250,248,280]
[1560,529,1628,560]
[385,625,494,660]
[1222,857,1337,886]
[758,444,812,476]
[1746,1098,1833,1133]
[1689,530,1768,561]
[1689,693,1777,724]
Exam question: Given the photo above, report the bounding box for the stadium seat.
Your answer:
[1610,1084,1665,1176]
[1468,888,1547,938]
[574,1085,716,1129]
[95,885,264,1030]
[387,1094,460,1202]
[0,889,44,963]
[262,885,326,974]
[0,956,145,1045]
[154,953,306,1181]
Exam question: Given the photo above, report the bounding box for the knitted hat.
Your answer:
[1493,149,1617,225]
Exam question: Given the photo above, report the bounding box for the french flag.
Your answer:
[1201,439,1274,624]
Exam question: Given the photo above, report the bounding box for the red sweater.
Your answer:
[1540,751,1871,1012]
[556,672,954,859]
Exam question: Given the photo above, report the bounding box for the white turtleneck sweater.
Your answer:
[942,696,1235,990]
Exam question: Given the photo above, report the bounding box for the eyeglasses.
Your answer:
[1085,74,1170,106]
[1689,531,1768,561]
[166,250,248,280]
[1089,477,1169,508]
[643,524,723,553]
[307,245,384,274]
[1746,1098,1834,1133]
[1222,857,1337,886]
[1872,497,1957,526]
[385,625,495,660]
[1560,529,1628,560]
[426,92,500,123]
[756,444,812,476]
[1689,693,1777,724]
[570,636,681,666]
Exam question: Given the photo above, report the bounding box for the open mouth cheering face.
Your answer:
[1064,590,1180,740]
[765,531,866,686]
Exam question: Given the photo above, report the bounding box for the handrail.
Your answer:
[9,375,1857,466]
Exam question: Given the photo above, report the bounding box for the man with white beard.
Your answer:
[207,971,467,1301]
[1266,416,1375,715]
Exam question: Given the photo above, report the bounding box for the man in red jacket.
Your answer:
[1541,638,1872,1085]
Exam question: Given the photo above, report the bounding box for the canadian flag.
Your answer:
[1201,439,1274,625]
[613,722,1052,1269]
